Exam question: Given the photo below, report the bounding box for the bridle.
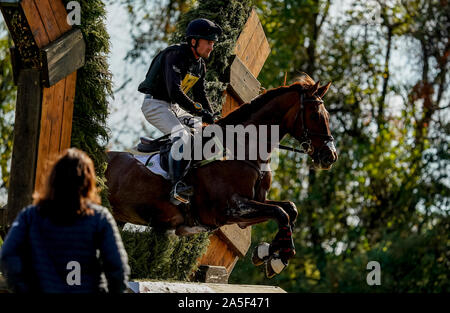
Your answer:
[287,92,335,155]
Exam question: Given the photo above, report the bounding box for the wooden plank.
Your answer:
[41,28,85,87]
[6,69,42,225]
[128,281,286,293]
[217,224,251,257]
[9,46,21,85]
[221,92,232,116]
[199,234,239,273]
[33,0,62,41]
[221,92,244,117]
[194,265,229,283]
[47,78,66,161]
[34,84,55,194]
[20,0,50,47]
[60,71,76,150]
[234,9,259,63]
[48,0,71,33]
[248,36,270,78]
[1,6,42,69]
[229,56,261,104]
[240,19,266,73]
[230,94,241,111]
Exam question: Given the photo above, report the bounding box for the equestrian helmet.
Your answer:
[186,18,222,42]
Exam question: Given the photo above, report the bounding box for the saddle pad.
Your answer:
[134,153,170,180]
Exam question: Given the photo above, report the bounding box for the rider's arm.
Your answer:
[163,51,201,114]
[192,63,213,113]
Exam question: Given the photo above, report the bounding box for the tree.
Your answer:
[229,0,449,292]
[0,22,16,209]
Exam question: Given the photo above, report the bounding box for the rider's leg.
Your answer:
[171,103,202,130]
[141,97,194,204]
[141,98,186,135]
[168,135,193,204]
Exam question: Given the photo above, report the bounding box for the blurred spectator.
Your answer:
[0,148,130,293]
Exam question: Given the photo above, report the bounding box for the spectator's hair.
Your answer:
[33,148,100,224]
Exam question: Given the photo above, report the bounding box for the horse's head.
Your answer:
[287,80,338,170]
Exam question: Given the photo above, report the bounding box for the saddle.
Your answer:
[138,133,229,174]
[138,136,171,172]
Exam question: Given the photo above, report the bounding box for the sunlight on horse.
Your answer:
[105,76,337,277]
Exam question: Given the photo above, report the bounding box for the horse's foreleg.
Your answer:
[264,200,298,228]
[226,194,295,277]
[226,194,290,228]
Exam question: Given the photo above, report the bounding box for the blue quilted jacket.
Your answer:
[0,204,130,293]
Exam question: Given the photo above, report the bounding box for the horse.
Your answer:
[105,77,338,277]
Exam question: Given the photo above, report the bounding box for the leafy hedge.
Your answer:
[62,0,112,205]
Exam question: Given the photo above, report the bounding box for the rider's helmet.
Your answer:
[186,18,222,45]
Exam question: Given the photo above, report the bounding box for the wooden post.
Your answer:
[197,9,271,277]
[0,0,85,226]
[6,69,41,225]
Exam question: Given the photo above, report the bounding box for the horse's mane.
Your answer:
[217,75,316,125]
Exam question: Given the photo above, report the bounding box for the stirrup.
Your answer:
[171,192,190,205]
[175,182,193,196]
[170,181,192,205]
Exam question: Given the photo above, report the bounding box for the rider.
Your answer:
[138,18,222,205]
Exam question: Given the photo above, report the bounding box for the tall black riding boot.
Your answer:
[168,138,193,205]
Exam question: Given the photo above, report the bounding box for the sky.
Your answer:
[105,2,155,151]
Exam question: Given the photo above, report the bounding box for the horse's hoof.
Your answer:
[252,242,270,266]
[265,256,287,278]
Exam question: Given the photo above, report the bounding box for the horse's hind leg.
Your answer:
[226,194,295,277]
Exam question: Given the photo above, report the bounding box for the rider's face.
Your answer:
[192,38,215,59]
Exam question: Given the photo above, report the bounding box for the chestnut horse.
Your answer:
[105,78,338,277]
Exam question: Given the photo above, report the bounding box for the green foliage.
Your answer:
[0,27,16,203]
[119,0,194,60]
[252,0,334,88]
[120,228,210,281]
[230,0,449,292]
[62,0,112,205]
[169,0,253,110]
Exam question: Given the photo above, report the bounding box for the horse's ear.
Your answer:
[317,81,332,98]
[309,81,320,96]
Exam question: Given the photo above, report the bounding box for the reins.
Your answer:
[286,92,334,155]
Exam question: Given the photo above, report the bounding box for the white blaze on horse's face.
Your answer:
[326,141,336,153]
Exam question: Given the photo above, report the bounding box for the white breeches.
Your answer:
[141,97,201,139]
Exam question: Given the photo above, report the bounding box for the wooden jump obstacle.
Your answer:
[0,0,85,227]
[196,9,271,281]
[127,280,285,293]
